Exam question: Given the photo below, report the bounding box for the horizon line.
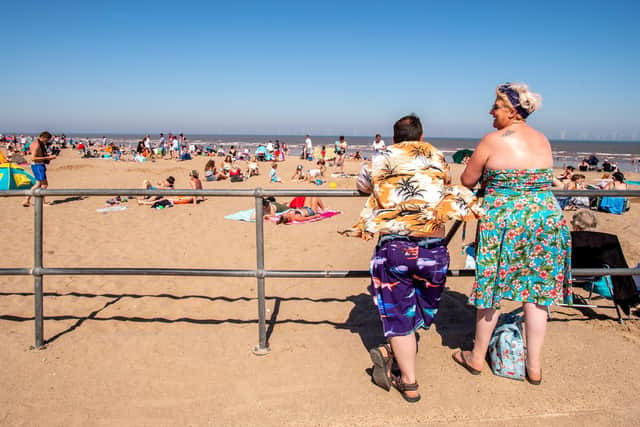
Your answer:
[1,130,639,144]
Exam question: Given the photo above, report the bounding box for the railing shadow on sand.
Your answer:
[1,187,639,353]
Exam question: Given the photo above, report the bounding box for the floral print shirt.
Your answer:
[341,141,483,240]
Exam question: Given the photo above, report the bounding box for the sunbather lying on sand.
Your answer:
[265,197,327,224]
[138,176,175,204]
[138,171,203,205]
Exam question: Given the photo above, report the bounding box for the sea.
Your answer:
[46,133,640,172]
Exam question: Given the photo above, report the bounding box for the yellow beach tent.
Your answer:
[0,163,35,190]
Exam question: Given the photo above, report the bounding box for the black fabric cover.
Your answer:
[571,231,640,314]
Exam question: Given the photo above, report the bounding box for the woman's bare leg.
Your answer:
[308,197,326,212]
[523,302,547,380]
[454,307,499,371]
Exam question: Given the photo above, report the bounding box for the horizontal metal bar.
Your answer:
[0,188,367,198]
[573,268,640,276]
[2,188,638,198]
[266,269,477,277]
[0,268,31,275]
[37,268,257,277]
[247,189,365,197]
[1,267,638,278]
[552,190,640,197]
[265,270,369,278]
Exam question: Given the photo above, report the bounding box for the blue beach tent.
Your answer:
[0,163,36,190]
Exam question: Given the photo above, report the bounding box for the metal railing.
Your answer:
[1,188,639,352]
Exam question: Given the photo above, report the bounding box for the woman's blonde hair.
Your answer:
[571,209,598,231]
[496,82,542,119]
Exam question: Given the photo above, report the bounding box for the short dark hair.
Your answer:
[277,215,290,224]
[612,171,625,182]
[393,115,422,143]
[39,131,53,140]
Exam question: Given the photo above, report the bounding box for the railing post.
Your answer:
[33,191,45,349]
[252,189,270,355]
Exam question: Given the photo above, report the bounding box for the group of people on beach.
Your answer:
[555,164,630,212]
[302,135,351,176]
[8,82,634,406]
[339,82,576,403]
[138,170,204,206]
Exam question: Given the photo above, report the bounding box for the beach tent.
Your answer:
[313,146,336,161]
[0,163,35,190]
[255,145,273,161]
[255,146,267,156]
[452,149,474,164]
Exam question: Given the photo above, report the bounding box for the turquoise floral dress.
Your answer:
[469,169,573,309]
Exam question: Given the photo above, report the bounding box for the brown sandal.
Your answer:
[369,344,394,391]
[392,375,421,403]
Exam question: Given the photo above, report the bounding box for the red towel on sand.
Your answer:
[289,197,306,208]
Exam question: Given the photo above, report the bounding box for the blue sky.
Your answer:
[2,0,639,140]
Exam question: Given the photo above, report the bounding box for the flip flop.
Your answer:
[369,344,394,391]
[452,351,482,375]
[525,368,542,385]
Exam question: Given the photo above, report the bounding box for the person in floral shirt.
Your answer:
[341,115,482,402]
[453,82,572,385]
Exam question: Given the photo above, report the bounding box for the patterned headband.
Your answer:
[498,83,530,119]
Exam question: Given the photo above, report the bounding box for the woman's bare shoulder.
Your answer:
[478,130,504,148]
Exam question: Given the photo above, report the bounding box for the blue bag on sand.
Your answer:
[598,197,626,215]
[488,312,525,381]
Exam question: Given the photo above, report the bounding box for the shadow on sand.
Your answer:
[0,287,620,348]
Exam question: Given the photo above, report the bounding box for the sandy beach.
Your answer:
[1,148,640,426]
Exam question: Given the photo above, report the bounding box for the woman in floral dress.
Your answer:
[452,83,572,385]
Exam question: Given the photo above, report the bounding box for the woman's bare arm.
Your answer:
[461,136,491,188]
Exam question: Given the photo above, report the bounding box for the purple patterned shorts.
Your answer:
[370,237,450,338]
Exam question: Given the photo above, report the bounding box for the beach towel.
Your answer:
[225,206,293,222]
[96,206,127,213]
[225,209,256,222]
[572,231,640,314]
[267,210,341,224]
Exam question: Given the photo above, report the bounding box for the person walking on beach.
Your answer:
[341,115,482,402]
[453,82,572,385]
[335,136,347,174]
[158,133,166,157]
[22,131,57,207]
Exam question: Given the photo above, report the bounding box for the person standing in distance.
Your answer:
[304,135,313,160]
[23,131,57,207]
[372,133,386,154]
[335,136,347,174]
